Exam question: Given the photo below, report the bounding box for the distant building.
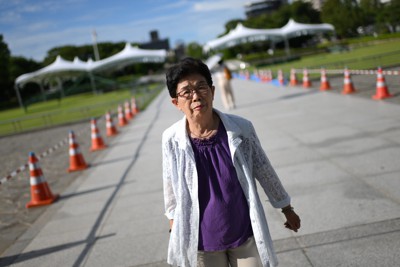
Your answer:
[245,0,287,18]
[139,30,170,50]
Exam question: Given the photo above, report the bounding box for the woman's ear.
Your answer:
[171,98,179,108]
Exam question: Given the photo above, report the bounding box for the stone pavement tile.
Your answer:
[28,212,100,238]
[286,178,400,236]
[378,127,400,144]
[260,134,301,153]
[353,117,400,134]
[101,214,167,238]
[305,231,400,266]
[276,160,352,188]
[363,172,400,202]
[311,135,392,158]
[115,179,163,200]
[297,218,400,248]
[294,125,365,147]
[267,115,334,135]
[55,196,114,218]
[276,249,311,267]
[7,245,86,267]
[16,228,96,253]
[273,237,302,256]
[104,199,164,225]
[83,232,169,267]
[274,218,400,267]
[331,146,400,177]
[267,145,325,168]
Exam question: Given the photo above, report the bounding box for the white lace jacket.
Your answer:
[162,109,291,267]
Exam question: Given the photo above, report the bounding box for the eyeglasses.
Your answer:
[176,84,210,99]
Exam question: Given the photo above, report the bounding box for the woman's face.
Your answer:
[172,73,215,121]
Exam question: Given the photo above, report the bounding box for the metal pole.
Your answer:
[89,72,97,94]
[14,84,24,109]
[284,36,291,57]
[57,77,65,98]
[39,80,47,101]
[92,29,100,61]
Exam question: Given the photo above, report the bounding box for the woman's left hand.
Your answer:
[283,210,301,232]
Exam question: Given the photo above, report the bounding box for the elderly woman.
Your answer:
[162,57,300,267]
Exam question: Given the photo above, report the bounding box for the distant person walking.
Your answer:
[162,57,301,267]
[215,59,236,110]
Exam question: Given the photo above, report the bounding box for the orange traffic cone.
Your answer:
[244,70,250,80]
[289,69,298,86]
[68,131,89,172]
[124,101,133,120]
[278,69,285,85]
[372,67,393,100]
[105,111,118,137]
[90,118,106,152]
[254,69,261,81]
[342,68,356,94]
[26,152,59,208]
[260,70,269,82]
[302,69,312,88]
[131,97,139,114]
[118,104,128,127]
[320,68,331,91]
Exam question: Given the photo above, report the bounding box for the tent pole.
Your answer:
[14,84,24,110]
[57,77,65,98]
[89,72,97,94]
[39,80,47,101]
[284,36,291,57]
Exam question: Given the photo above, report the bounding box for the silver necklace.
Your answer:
[190,129,217,139]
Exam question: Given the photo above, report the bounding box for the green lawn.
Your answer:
[254,39,400,78]
[0,84,164,136]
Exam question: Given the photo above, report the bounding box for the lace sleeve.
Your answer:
[162,137,176,220]
[247,123,290,208]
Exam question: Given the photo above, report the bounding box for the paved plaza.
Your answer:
[1,78,400,266]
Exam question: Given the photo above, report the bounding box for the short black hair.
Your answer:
[166,57,213,98]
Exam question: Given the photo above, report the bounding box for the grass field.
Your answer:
[256,38,400,77]
[0,83,164,136]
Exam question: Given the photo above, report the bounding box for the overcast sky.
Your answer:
[0,0,250,61]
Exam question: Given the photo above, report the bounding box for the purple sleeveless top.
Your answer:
[189,121,253,251]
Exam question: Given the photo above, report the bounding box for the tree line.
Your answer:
[1,0,400,109]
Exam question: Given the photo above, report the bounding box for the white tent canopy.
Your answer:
[89,43,167,72]
[280,19,335,37]
[16,43,167,86]
[15,56,88,85]
[203,19,335,53]
[14,43,167,108]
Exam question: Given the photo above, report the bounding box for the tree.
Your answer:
[245,2,320,30]
[43,42,127,65]
[9,56,42,100]
[186,42,203,59]
[289,1,321,23]
[220,19,244,36]
[377,0,400,33]
[0,35,11,103]
[321,0,363,37]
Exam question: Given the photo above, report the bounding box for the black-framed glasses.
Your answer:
[176,84,210,99]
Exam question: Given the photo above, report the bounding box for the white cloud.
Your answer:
[193,0,246,12]
[0,10,21,23]
[2,0,249,61]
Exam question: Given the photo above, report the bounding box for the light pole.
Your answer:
[92,29,100,61]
